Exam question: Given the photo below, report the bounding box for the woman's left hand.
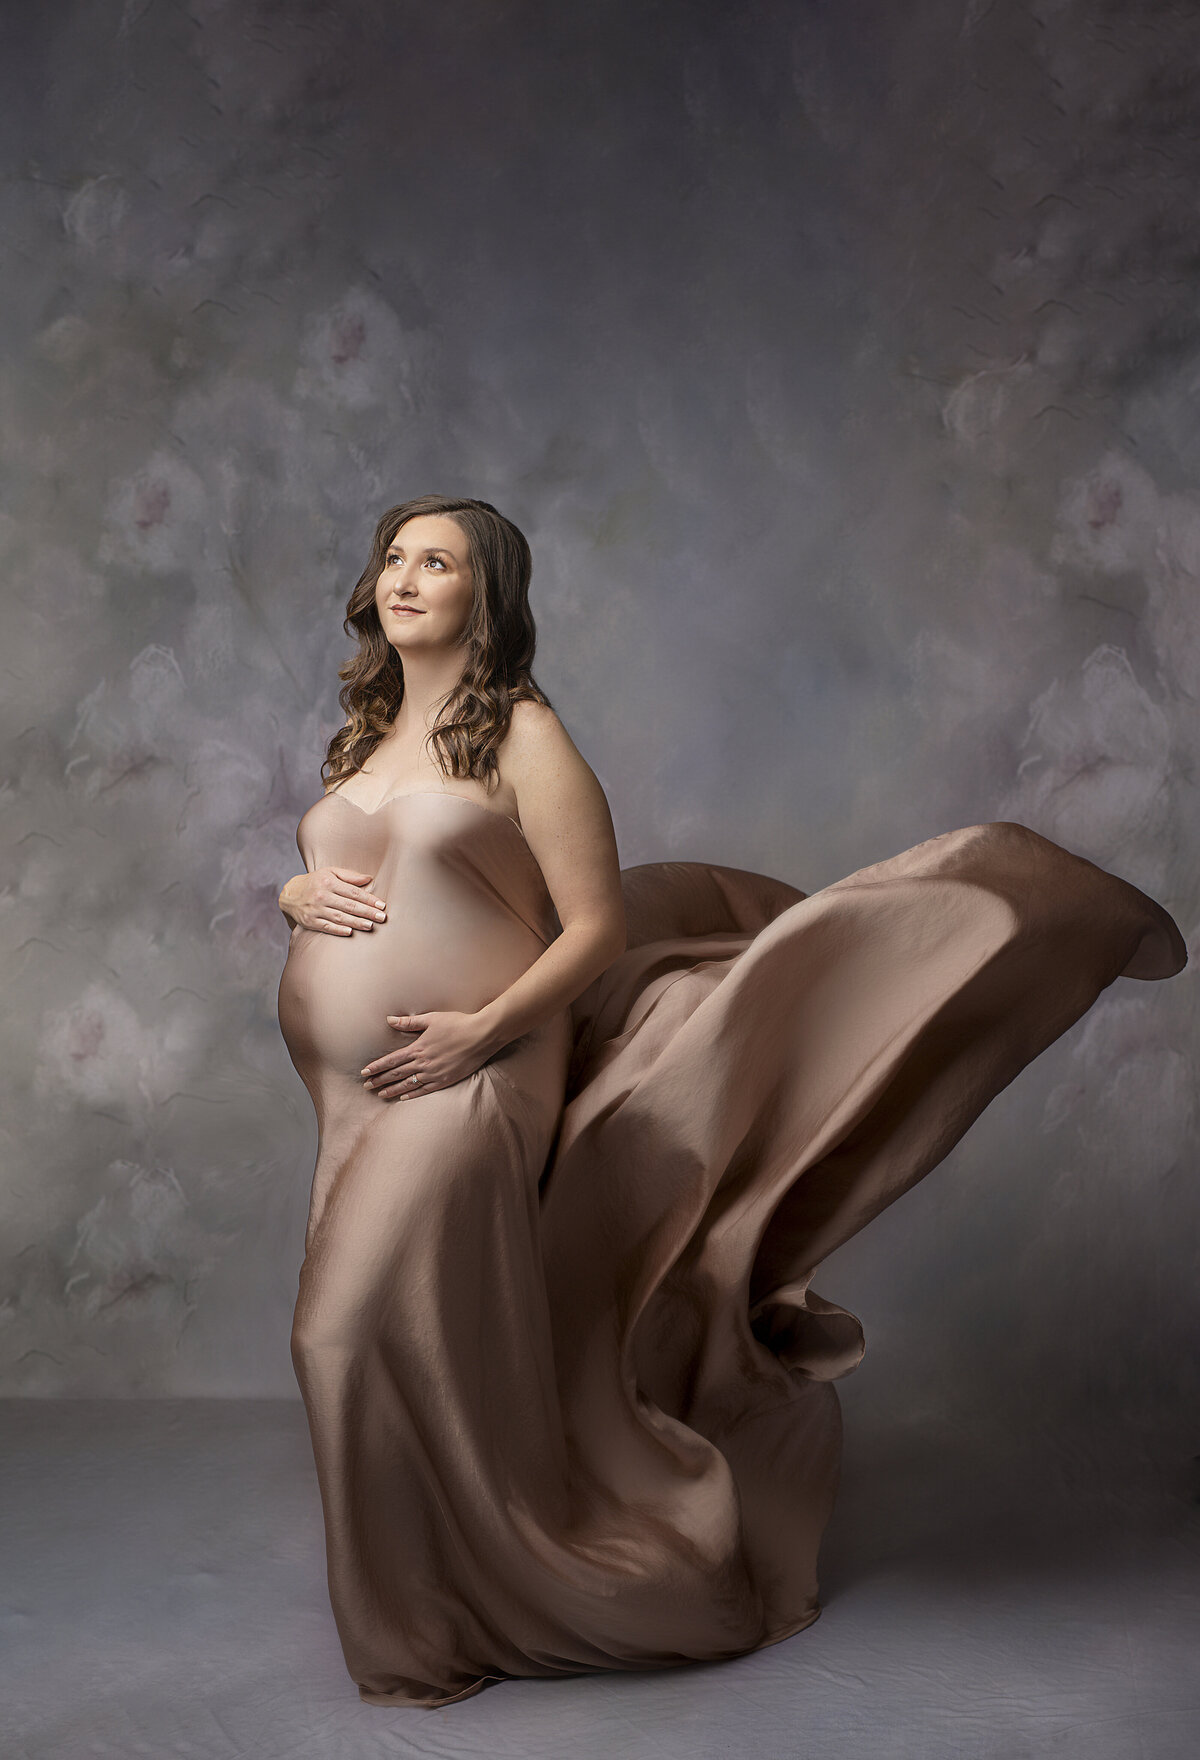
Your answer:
[360,1011,497,1100]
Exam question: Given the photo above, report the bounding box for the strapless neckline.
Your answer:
[321,788,529,847]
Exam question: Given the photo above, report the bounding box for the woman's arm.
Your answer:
[472,701,626,1056]
[360,703,626,1100]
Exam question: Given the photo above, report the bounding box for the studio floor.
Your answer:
[3,1391,1197,1760]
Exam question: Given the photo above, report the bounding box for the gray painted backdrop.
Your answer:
[2,0,1196,1424]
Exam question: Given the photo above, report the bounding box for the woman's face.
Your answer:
[374,514,475,654]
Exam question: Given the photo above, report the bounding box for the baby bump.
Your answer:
[278,930,397,1083]
[277,918,543,1086]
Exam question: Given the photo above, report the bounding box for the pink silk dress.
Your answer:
[277,791,1186,1708]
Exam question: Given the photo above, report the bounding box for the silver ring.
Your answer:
[408,1074,420,1086]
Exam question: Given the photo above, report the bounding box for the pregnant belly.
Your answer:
[277,919,538,1086]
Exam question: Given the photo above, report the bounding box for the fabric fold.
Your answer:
[279,805,1186,1707]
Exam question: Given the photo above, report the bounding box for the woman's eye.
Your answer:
[425,556,447,570]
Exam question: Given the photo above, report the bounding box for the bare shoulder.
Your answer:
[495,701,622,950]
[503,697,572,752]
[501,700,610,826]
[502,699,588,781]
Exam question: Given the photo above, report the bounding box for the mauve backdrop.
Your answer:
[2,0,1195,1427]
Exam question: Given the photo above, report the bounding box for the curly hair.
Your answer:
[321,494,554,793]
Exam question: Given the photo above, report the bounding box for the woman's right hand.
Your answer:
[278,869,388,936]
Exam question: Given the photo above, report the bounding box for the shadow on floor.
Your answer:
[4,1398,1198,1760]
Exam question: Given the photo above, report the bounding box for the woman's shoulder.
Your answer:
[504,697,569,749]
[502,699,600,805]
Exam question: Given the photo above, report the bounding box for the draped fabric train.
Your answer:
[277,792,1186,1708]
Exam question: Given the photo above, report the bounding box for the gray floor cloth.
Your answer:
[3,1392,1197,1760]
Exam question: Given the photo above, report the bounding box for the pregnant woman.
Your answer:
[276,493,1186,1709]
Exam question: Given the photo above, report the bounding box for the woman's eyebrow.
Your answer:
[385,544,451,557]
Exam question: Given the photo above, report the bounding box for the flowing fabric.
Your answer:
[277,793,1186,1708]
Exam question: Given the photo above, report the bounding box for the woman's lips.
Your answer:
[391,607,425,616]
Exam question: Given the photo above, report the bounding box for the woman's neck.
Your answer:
[393,649,469,734]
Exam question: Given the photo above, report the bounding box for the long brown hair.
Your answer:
[321,494,554,793]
